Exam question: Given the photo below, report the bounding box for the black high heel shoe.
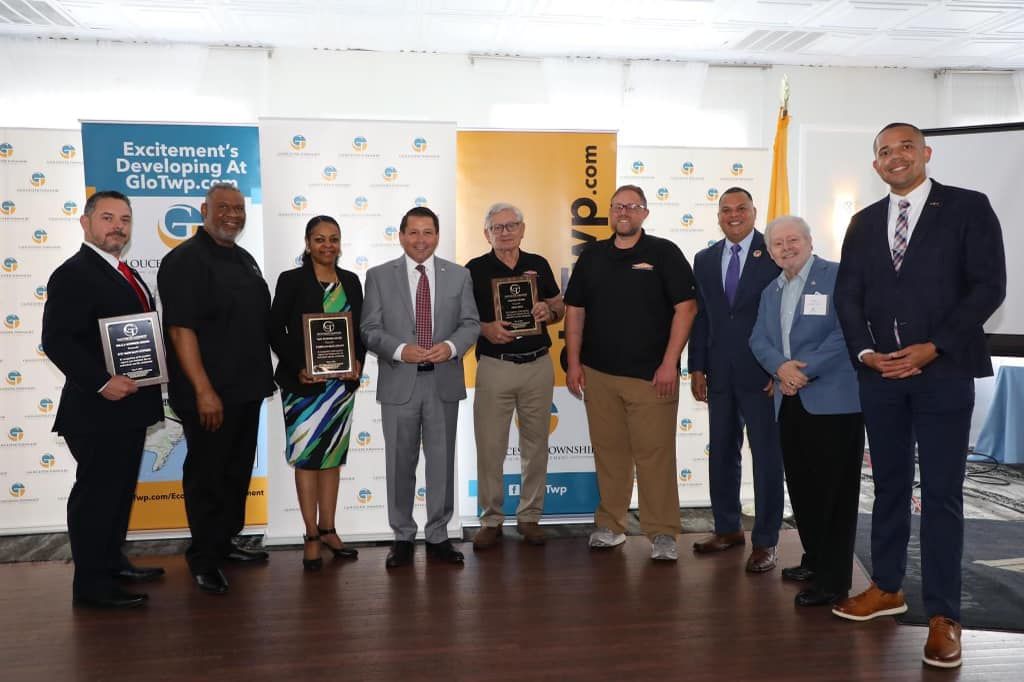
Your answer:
[318,527,358,559]
[302,534,323,571]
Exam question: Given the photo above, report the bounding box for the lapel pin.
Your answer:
[752,249,762,258]
[928,201,941,207]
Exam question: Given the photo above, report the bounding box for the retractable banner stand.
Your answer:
[0,128,86,534]
[258,118,457,543]
[455,130,618,521]
[81,121,267,533]
[616,146,771,506]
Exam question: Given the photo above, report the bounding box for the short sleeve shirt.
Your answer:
[157,227,275,411]
[464,249,560,359]
[563,230,696,380]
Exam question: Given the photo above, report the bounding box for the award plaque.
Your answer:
[492,274,541,336]
[303,312,357,380]
[97,311,168,387]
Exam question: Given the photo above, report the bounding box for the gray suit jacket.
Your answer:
[361,255,480,404]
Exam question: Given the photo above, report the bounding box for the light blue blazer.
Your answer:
[749,255,861,418]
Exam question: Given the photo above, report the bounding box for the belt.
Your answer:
[494,348,548,364]
[417,363,435,372]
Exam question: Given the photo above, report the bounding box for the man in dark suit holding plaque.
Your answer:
[42,190,165,608]
[465,203,564,550]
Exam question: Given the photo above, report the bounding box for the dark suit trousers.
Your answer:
[707,382,784,547]
[779,395,864,595]
[860,375,973,620]
[64,429,146,598]
[180,401,261,573]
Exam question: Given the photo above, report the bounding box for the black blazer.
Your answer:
[269,262,366,396]
[688,229,781,391]
[835,180,1006,380]
[41,245,164,435]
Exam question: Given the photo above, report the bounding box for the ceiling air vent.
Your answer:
[0,0,76,26]
[734,30,824,52]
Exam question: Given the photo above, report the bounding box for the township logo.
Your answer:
[681,161,695,176]
[290,134,307,151]
[352,136,368,153]
[412,137,427,153]
[359,373,370,389]
[32,229,47,244]
[354,196,368,212]
[415,486,426,502]
[356,431,371,446]
[62,200,78,216]
[678,418,694,433]
[4,314,21,330]
[33,286,47,301]
[0,142,13,158]
[37,398,54,414]
[382,166,399,183]
[706,187,719,202]
[354,256,369,270]
[59,144,76,160]
[679,367,690,382]
[704,443,711,456]
[2,257,17,272]
[292,195,308,211]
[322,165,337,182]
[679,468,694,483]
[6,370,23,385]
[680,213,694,228]
[383,225,398,242]
[159,204,203,249]
[8,427,24,443]
[1,200,16,215]
[40,453,55,469]
[357,487,373,504]
[731,162,744,176]
[30,172,45,188]
[631,160,645,175]
[548,403,559,434]
[656,187,669,201]
[35,344,46,357]
[707,239,717,247]
[414,196,428,208]
[10,482,25,497]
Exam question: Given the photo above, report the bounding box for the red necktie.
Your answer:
[117,261,150,312]
[415,264,432,349]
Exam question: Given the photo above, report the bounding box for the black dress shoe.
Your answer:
[781,565,815,582]
[223,546,269,563]
[425,540,464,564]
[385,541,414,569]
[194,569,230,594]
[73,589,148,609]
[318,527,359,560]
[115,566,166,582]
[795,588,845,607]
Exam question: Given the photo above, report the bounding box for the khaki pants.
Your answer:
[583,366,680,538]
[474,354,554,526]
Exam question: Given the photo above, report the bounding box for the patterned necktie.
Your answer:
[415,264,432,349]
[724,243,741,306]
[117,261,150,312]
[891,199,910,272]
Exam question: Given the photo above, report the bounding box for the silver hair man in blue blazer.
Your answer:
[749,215,864,610]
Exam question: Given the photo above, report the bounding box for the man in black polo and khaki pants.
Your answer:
[465,203,564,549]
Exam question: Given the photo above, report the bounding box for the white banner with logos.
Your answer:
[0,128,86,533]
[258,118,457,543]
[617,146,771,507]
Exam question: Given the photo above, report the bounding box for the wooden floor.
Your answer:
[2,530,1022,681]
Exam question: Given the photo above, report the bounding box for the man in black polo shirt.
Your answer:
[465,203,564,549]
[564,184,697,561]
[158,182,275,595]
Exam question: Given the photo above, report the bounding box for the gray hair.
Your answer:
[204,181,241,204]
[484,203,524,230]
[764,215,812,244]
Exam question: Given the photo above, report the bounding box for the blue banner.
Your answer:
[469,472,599,517]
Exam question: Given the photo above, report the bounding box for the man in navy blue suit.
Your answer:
[833,122,1006,669]
[689,187,784,572]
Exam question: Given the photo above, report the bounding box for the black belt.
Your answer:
[417,363,435,372]
[490,348,548,364]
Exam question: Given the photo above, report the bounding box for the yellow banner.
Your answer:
[455,130,618,386]
[129,477,267,531]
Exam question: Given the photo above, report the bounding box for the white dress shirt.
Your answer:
[392,254,457,362]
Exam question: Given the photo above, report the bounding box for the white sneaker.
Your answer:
[650,534,678,561]
[588,527,626,549]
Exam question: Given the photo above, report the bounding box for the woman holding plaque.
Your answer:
[270,215,365,571]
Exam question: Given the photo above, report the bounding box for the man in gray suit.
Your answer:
[361,206,480,569]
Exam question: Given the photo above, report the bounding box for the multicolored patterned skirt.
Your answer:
[282,380,354,470]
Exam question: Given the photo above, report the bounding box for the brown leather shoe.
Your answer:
[745,545,778,572]
[923,616,962,668]
[831,583,908,621]
[692,531,746,553]
[516,521,547,546]
[472,525,503,550]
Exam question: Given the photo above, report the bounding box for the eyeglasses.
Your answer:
[489,221,522,233]
[610,203,647,213]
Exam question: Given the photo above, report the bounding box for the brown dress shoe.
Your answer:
[472,525,503,550]
[516,521,547,546]
[745,546,778,572]
[831,583,908,621]
[923,616,962,668]
[692,531,746,553]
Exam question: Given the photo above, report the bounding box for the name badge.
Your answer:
[803,293,828,316]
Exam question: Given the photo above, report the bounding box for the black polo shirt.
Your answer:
[157,226,275,412]
[464,249,560,359]
[563,230,696,380]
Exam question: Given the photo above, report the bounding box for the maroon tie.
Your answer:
[117,261,150,312]
[415,264,432,349]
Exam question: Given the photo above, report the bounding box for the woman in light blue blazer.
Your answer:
[749,216,864,608]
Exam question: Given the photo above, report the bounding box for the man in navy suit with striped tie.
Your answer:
[833,122,1006,669]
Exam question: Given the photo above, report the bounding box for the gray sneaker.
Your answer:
[588,527,626,549]
[651,534,678,561]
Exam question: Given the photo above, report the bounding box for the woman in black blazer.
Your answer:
[270,215,366,570]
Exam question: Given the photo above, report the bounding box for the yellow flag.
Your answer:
[767,107,790,221]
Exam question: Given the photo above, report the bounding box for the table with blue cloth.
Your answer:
[975,366,1024,464]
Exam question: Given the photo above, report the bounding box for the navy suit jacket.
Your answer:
[688,229,782,391]
[41,245,164,435]
[835,180,1006,381]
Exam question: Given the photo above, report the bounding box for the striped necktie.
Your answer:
[891,199,910,273]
